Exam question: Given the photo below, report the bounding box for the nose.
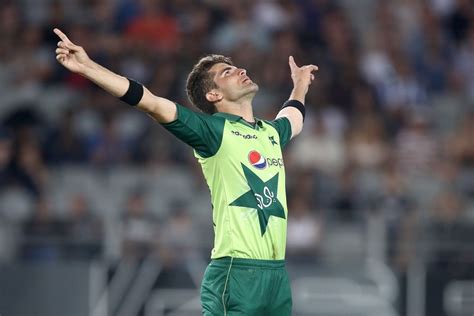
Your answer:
[238,68,246,76]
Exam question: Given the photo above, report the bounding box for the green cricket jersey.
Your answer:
[162,103,292,260]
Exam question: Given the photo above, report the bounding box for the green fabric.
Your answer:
[162,103,293,260]
[265,117,292,149]
[161,103,225,158]
[201,257,292,315]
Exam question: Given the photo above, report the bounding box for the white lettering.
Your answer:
[231,130,258,139]
[254,186,275,209]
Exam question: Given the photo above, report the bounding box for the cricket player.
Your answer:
[54,27,318,315]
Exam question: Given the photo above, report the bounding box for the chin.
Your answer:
[232,83,259,101]
[246,84,259,98]
[249,82,259,92]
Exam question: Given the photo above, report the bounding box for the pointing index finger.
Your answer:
[53,28,73,44]
[289,55,298,71]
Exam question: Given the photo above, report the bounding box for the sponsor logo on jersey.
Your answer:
[267,157,284,168]
[231,130,258,140]
[269,136,278,146]
[248,150,267,169]
[248,150,285,169]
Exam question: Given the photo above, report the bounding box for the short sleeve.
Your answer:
[267,117,292,149]
[161,104,225,158]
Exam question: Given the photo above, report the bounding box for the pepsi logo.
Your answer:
[248,150,267,169]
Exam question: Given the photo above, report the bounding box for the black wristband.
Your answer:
[282,99,305,121]
[119,78,144,106]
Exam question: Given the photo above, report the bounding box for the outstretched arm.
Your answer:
[276,56,318,139]
[54,28,177,123]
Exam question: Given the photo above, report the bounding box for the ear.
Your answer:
[205,90,223,103]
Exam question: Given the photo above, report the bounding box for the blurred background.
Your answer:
[0,0,473,315]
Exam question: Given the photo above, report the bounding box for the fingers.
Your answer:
[54,28,81,52]
[289,55,298,72]
[54,28,73,44]
[56,54,67,63]
[303,64,319,72]
[56,47,69,55]
[55,42,69,64]
[289,57,319,85]
[57,40,77,51]
[289,56,319,74]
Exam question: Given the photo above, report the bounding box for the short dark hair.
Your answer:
[186,54,233,114]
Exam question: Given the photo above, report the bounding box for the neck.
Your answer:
[216,99,254,122]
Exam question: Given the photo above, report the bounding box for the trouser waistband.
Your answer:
[210,256,286,269]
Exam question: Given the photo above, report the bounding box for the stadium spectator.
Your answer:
[120,191,160,260]
[286,194,323,264]
[20,198,67,261]
[63,193,103,260]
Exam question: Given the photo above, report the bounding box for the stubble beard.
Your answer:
[224,82,259,103]
[241,82,259,100]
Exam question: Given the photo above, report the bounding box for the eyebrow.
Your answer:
[219,66,234,75]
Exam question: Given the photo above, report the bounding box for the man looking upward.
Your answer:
[54,27,318,315]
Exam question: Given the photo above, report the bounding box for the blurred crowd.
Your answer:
[0,0,473,286]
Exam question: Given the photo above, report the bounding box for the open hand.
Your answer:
[54,28,91,74]
[288,56,318,94]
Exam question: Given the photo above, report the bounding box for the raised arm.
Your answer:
[54,28,176,123]
[276,56,318,138]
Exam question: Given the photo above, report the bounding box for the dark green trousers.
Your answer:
[201,257,292,316]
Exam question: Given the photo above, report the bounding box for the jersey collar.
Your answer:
[213,112,263,129]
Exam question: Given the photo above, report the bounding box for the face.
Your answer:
[207,62,259,103]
